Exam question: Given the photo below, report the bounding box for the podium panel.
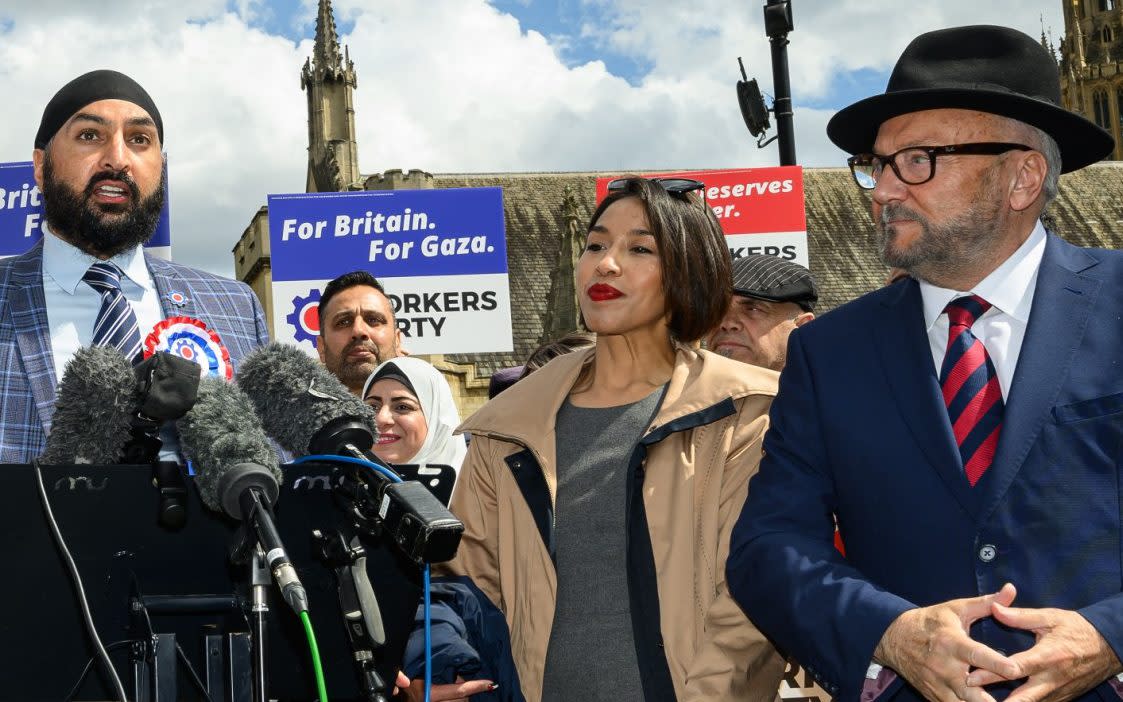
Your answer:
[0,463,421,702]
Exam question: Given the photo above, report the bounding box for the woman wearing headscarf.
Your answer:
[363,357,468,479]
[404,177,783,702]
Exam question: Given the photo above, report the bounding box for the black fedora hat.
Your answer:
[827,25,1114,173]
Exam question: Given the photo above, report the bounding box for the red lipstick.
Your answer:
[588,284,623,301]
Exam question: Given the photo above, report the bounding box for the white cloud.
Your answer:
[0,1,1066,277]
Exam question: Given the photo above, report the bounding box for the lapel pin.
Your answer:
[164,290,190,308]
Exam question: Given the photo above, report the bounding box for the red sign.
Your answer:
[595,166,809,266]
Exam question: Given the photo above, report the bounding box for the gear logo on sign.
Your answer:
[287,289,322,346]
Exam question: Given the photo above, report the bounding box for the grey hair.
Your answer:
[992,115,1061,207]
[1030,126,1062,206]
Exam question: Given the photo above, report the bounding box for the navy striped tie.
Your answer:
[939,296,1004,486]
[83,262,143,364]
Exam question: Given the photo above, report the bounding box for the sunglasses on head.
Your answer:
[607,177,706,201]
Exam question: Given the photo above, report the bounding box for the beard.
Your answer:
[41,153,165,258]
[876,165,1005,288]
[323,338,385,391]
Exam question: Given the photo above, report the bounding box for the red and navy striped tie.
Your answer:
[940,296,1004,486]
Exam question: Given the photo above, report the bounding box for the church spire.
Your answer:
[302,0,360,192]
[313,0,344,74]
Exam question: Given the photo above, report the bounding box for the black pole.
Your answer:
[251,549,270,702]
[764,0,796,165]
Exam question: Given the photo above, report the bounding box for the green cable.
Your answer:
[300,610,329,702]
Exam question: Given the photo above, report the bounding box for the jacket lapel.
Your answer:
[9,243,58,430]
[146,254,202,321]
[976,234,1100,516]
[874,278,977,518]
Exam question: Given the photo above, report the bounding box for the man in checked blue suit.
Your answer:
[727,26,1123,702]
[0,69,269,463]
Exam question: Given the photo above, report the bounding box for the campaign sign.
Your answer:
[268,188,513,355]
[595,166,808,268]
[779,657,831,701]
[0,161,172,258]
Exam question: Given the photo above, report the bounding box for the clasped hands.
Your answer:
[874,583,1121,702]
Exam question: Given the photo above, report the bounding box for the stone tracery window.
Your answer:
[1093,89,1111,128]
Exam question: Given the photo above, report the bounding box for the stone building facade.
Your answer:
[1059,0,1123,160]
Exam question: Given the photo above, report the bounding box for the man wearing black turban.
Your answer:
[33,69,166,259]
[0,69,271,462]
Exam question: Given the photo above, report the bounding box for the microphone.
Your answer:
[41,346,137,465]
[237,343,464,565]
[178,375,309,614]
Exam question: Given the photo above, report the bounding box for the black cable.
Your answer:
[63,640,137,701]
[175,640,217,702]
[33,460,129,701]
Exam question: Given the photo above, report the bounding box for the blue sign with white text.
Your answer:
[267,187,513,355]
[267,188,507,281]
[0,161,171,256]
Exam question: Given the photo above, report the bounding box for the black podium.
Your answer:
[0,463,423,702]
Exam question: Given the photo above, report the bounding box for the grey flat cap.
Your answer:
[731,254,818,312]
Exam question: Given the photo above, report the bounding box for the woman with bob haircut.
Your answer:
[405,177,783,702]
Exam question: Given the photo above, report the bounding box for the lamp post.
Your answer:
[764,0,796,165]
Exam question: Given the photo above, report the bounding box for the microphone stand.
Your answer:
[250,548,270,702]
[231,527,271,702]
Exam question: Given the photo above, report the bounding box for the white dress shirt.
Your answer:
[42,227,164,381]
[918,220,1047,400]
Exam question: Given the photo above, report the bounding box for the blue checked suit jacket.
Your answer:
[727,233,1123,701]
[0,240,270,463]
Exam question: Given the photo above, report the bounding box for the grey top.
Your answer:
[541,387,664,702]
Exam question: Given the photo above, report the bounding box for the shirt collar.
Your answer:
[42,224,153,295]
[919,220,1046,330]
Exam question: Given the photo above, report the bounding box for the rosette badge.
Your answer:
[144,316,234,380]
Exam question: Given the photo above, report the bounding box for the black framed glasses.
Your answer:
[607,177,706,201]
[847,142,1033,190]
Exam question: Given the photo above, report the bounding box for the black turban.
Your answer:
[35,69,163,149]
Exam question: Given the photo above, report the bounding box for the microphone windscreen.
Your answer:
[236,342,375,456]
[41,346,136,465]
[179,375,281,514]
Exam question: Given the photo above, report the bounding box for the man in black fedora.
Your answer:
[727,25,1123,702]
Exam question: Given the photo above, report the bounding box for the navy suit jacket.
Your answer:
[728,233,1123,701]
[0,241,270,463]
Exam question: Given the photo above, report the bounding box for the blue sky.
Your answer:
[229,1,1015,124]
[240,0,897,108]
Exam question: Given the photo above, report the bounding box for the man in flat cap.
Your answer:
[0,69,269,461]
[705,254,816,372]
[727,25,1123,702]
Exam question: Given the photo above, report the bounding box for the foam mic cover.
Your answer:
[236,342,377,456]
[41,346,136,465]
[178,376,281,516]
